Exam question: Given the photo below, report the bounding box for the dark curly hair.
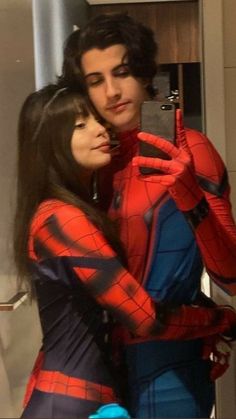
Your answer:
[59,13,158,97]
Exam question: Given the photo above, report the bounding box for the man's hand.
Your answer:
[133,109,204,211]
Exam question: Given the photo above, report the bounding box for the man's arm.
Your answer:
[133,110,236,295]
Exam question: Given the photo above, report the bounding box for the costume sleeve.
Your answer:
[186,129,236,295]
[31,202,236,340]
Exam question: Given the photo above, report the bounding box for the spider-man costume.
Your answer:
[102,111,236,418]
[22,197,236,418]
[22,199,158,418]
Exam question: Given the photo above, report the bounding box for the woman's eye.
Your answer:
[74,122,86,129]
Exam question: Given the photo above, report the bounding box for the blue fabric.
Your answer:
[131,363,214,418]
[145,199,203,304]
[126,341,215,418]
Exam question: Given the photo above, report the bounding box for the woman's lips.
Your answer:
[92,142,111,152]
[98,144,111,153]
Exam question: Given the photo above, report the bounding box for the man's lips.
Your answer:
[106,101,130,113]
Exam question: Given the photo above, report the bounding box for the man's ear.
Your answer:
[141,78,153,94]
[140,78,153,99]
[141,78,151,88]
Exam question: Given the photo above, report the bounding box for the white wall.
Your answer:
[0,1,40,416]
[202,1,236,417]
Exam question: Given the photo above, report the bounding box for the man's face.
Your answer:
[81,44,149,132]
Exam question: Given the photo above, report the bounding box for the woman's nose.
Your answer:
[95,120,107,136]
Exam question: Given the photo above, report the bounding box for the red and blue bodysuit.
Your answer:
[104,123,236,418]
[22,199,161,418]
[22,190,236,418]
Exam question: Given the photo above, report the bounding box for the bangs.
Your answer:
[72,95,94,119]
[51,90,94,122]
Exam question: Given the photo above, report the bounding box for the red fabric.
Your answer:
[30,200,236,341]
[25,199,236,411]
[133,110,204,211]
[23,351,44,407]
[202,335,232,380]
[31,370,116,403]
[124,112,236,295]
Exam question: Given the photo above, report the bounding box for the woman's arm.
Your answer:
[31,200,236,340]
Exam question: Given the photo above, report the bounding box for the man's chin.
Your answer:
[110,116,139,133]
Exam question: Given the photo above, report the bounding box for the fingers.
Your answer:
[202,335,232,380]
[175,108,189,152]
[133,154,184,174]
[138,132,180,159]
[211,344,231,381]
[133,155,168,171]
[140,173,176,185]
[210,362,229,381]
[202,337,213,360]
[132,156,177,185]
[175,109,184,133]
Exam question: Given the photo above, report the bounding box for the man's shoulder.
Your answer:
[185,128,227,186]
[185,127,218,159]
[185,127,209,145]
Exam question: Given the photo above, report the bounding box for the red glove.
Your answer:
[150,303,236,342]
[202,335,232,380]
[133,109,204,211]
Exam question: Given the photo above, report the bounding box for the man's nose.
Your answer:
[105,77,121,98]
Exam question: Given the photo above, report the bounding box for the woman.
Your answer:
[14,84,236,418]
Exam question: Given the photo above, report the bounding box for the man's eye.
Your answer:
[86,77,103,87]
[114,65,130,77]
[74,122,86,129]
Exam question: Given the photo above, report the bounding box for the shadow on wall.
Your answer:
[0,283,41,418]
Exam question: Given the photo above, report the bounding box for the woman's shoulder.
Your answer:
[31,199,86,233]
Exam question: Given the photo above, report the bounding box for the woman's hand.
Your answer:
[202,334,232,380]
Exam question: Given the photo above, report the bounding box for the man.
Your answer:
[60,13,236,418]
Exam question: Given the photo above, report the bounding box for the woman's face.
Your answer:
[71,113,111,171]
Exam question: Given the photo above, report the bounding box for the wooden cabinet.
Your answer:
[90,1,199,64]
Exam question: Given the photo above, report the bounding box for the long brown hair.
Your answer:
[14,84,126,294]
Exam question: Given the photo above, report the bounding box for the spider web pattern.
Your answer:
[108,128,236,296]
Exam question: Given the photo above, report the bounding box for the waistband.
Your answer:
[23,351,117,408]
[34,370,117,404]
[125,339,203,380]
